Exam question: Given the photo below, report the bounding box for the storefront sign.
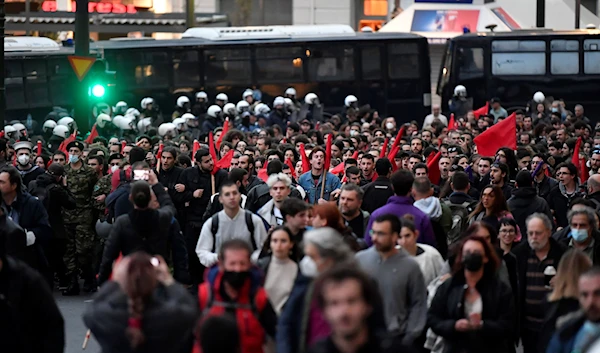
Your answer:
[41,1,138,14]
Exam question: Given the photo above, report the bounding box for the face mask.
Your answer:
[68,154,79,164]
[570,228,589,243]
[551,107,559,113]
[299,256,318,278]
[17,154,30,166]
[222,270,250,289]
[385,122,395,130]
[462,252,484,272]
[350,130,358,137]
[110,165,119,173]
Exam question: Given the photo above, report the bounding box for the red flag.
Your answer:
[214,149,234,173]
[506,111,516,122]
[208,131,218,163]
[323,134,333,172]
[121,140,126,154]
[330,162,346,175]
[85,124,99,144]
[258,161,269,182]
[192,140,200,161]
[572,137,590,182]
[216,117,229,150]
[36,140,42,157]
[426,150,436,164]
[379,138,389,159]
[388,145,400,172]
[448,113,457,130]
[473,113,517,157]
[298,143,310,174]
[58,132,77,154]
[389,126,406,156]
[427,151,442,185]
[473,102,490,119]
[285,158,296,178]
[156,143,164,160]
[0,131,4,139]
[281,137,287,144]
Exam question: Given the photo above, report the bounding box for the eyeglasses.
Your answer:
[499,229,516,234]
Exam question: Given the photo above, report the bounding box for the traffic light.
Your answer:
[87,59,116,101]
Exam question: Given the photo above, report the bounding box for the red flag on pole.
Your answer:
[427,151,442,185]
[473,102,490,119]
[323,134,333,172]
[156,143,164,160]
[388,145,400,172]
[192,140,200,161]
[298,143,310,174]
[58,132,77,154]
[572,137,590,182]
[85,124,99,144]
[285,158,296,178]
[36,140,43,157]
[208,132,218,162]
[121,140,126,154]
[379,138,389,159]
[473,113,517,157]
[214,149,234,173]
[448,114,457,130]
[389,126,406,156]
[216,117,229,150]
[258,161,269,182]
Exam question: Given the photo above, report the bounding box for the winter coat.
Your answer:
[179,166,228,225]
[547,184,585,228]
[545,311,586,353]
[539,298,580,353]
[361,176,394,214]
[28,173,76,239]
[507,187,553,234]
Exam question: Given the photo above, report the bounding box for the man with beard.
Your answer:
[338,184,369,242]
[157,147,185,221]
[547,163,584,229]
[490,162,514,201]
[531,154,558,200]
[297,147,342,204]
[591,148,600,176]
[356,214,427,346]
[546,267,600,353]
[513,213,565,353]
[257,173,292,228]
[238,154,264,192]
[202,168,249,223]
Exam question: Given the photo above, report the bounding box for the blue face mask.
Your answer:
[570,228,589,243]
[68,154,79,164]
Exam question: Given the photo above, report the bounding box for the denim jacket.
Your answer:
[297,171,342,205]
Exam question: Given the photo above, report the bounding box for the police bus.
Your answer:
[438,29,600,116]
[6,25,432,122]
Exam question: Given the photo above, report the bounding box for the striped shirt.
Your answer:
[524,251,556,331]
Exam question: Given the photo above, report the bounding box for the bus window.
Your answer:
[491,40,546,75]
[361,46,381,80]
[456,47,483,80]
[307,46,354,81]
[26,75,50,107]
[551,40,579,75]
[205,49,251,85]
[437,42,453,95]
[136,52,168,86]
[5,77,24,109]
[24,60,47,77]
[173,50,200,87]
[256,46,303,83]
[388,43,419,79]
[584,39,600,74]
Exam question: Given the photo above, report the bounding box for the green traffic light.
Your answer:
[91,84,106,98]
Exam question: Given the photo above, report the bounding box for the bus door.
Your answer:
[453,43,485,109]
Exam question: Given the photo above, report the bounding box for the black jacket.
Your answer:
[98,184,189,285]
[179,166,228,224]
[307,332,417,353]
[547,185,585,228]
[84,281,197,353]
[247,174,265,193]
[361,176,394,214]
[1,214,27,260]
[28,173,77,239]
[157,165,185,207]
[535,175,559,200]
[539,297,580,353]
[246,183,303,213]
[507,187,553,234]
[0,256,65,353]
[447,191,477,207]
[557,230,600,264]
[500,183,514,202]
[427,272,515,353]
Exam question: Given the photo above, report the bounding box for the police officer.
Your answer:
[62,140,99,295]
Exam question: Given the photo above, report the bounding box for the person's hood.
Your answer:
[34,172,56,188]
[559,181,580,197]
[511,187,538,201]
[413,196,442,220]
[386,195,413,206]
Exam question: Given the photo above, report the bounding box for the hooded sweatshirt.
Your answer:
[414,196,443,221]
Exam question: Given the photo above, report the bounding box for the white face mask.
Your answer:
[385,122,395,130]
[110,165,119,173]
[299,256,318,278]
[17,154,30,166]
[350,130,358,137]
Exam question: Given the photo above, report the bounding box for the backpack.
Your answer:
[210,210,257,252]
[444,200,475,245]
[30,183,55,211]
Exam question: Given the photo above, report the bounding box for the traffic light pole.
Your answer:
[74,0,91,133]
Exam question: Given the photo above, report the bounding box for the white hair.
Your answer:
[303,227,354,264]
[266,173,292,188]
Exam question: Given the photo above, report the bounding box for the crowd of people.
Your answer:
[3,86,600,353]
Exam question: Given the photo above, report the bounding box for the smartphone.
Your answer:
[133,170,150,181]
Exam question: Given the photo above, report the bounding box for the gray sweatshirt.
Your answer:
[355,247,427,344]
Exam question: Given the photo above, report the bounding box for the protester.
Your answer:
[469,185,519,236]
[338,183,370,242]
[360,158,394,214]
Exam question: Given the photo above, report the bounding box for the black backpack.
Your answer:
[444,200,476,245]
[210,210,256,252]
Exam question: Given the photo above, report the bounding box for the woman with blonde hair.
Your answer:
[539,250,592,352]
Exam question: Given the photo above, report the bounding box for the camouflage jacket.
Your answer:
[63,163,98,222]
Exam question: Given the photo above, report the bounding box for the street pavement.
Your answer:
[54,290,101,353]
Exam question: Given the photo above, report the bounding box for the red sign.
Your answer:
[41,1,137,14]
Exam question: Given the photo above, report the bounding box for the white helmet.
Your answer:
[158,123,177,137]
[141,97,154,110]
[125,108,140,118]
[181,113,195,121]
[13,123,26,134]
[533,91,546,103]
[236,100,250,113]
[43,120,57,133]
[216,93,228,103]
[117,116,135,130]
[285,87,297,96]
[52,125,69,138]
[114,101,128,113]
[4,125,16,137]
[242,89,253,99]
[57,117,77,132]
[137,118,152,133]
[344,95,358,107]
[273,96,285,107]
[196,91,208,100]
[207,105,222,118]
[223,103,237,117]
[254,103,270,115]
[177,96,190,108]
[304,93,318,105]
[96,113,112,128]
[173,117,187,130]
[112,115,125,129]
[454,85,467,97]
[284,98,294,108]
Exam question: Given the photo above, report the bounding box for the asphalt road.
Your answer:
[54,290,101,353]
